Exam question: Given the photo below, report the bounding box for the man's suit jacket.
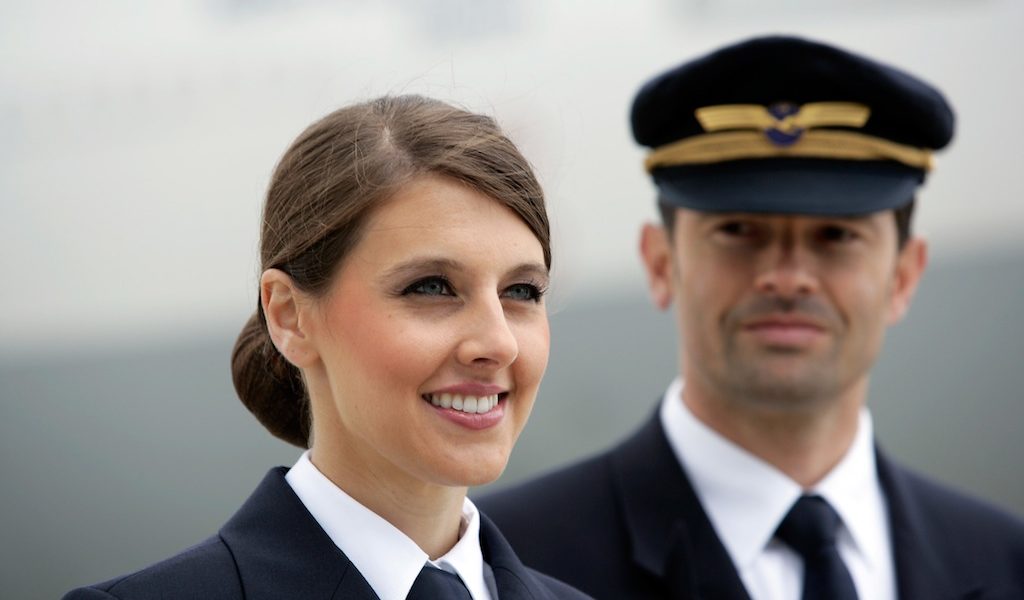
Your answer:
[64,467,592,600]
[478,411,1024,600]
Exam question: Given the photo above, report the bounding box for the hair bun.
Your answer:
[230,311,310,448]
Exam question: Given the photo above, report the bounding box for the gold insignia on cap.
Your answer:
[695,102,871,133]
[645,101,933,172]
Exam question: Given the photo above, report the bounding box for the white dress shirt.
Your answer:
[285,451,496,600]
[659,377,896,600]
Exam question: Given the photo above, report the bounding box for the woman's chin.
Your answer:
[431,453,510,488]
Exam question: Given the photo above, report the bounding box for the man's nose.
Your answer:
[753,243,819,298]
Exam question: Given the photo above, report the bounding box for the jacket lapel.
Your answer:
[219,467,379,600]
[480,512,560,600]
[611,412,751,600]
[604,411,990,600]
[876,450,983,600]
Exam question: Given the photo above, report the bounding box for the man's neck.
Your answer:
[682,380,866,488]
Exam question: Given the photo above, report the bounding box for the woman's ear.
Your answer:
[640,223,675,310]
[260,268,319,368]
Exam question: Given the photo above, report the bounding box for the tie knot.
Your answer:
[776,495,843,557]
[407,565,473,600]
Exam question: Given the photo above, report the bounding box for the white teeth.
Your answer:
[427,393,500,414]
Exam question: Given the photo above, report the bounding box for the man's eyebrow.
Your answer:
[694,211,755,222]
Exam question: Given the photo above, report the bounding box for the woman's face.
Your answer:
[304,175,550,488]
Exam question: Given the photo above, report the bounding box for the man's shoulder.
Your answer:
[886,457,1024,545]
[882,453,1024,594]
[479,410,681,535]
[478,441,646,598]
[480,412,669,512]
[476,427,647,572]
[526,567,596,599]
[62,535,242,600]
[478,433,629,522]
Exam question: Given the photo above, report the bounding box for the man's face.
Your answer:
[641,208,927,412]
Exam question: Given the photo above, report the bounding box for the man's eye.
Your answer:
[721,222,748,235]
[403,276,454,297]
[820,226,858,243]
[717,221,760,238]
[503,283,546,303]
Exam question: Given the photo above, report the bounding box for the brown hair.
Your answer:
[231,95,549,448]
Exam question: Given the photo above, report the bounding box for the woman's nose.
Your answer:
[455,297,519,369]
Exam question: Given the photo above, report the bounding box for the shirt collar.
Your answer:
[659,377,884,570]
[430,495,491,600]
[285,451,491,600]
[813,408,887,568]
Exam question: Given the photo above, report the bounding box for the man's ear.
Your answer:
[640,222,675,310]
[887,236,928,325]
[261,268,320,368]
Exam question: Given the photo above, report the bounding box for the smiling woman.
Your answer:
[63,96,590,600]
[286,177,551,496]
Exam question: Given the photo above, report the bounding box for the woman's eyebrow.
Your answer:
[505,263,550,284]
[379,258,549,284]
[379,257,463,282]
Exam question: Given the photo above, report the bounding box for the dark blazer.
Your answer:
[478,411,1024,600]
[64,467,592,600]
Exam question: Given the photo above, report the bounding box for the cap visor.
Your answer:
[653,159,924,216]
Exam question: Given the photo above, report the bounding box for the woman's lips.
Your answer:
[425,392,502,414]
[423,393,507,430]
[429,382,507,397]
[421,382,510,431]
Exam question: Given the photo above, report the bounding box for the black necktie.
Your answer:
[775,495,859,600]
[407,565,473,600]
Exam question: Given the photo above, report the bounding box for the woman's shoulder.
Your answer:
[62,535,242,600]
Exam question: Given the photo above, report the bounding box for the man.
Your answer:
[479,36,1024,599]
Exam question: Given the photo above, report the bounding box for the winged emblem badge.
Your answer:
[695,102,871,147]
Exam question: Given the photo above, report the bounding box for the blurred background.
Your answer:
[2,0,1023,597]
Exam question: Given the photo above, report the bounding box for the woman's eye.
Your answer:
[503,283,545,303]
[403,276,454,297]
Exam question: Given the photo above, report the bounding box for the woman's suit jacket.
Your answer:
[63,467,591,600]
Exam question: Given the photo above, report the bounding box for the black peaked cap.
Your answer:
[630,35,956,216]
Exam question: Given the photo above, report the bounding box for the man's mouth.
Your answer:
[741,319,826,347]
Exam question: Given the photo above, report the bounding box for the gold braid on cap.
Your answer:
[644,102,933,172]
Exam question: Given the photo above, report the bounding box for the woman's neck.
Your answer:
[308,438,468,560]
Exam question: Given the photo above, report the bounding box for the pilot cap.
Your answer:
[631,35,955,215]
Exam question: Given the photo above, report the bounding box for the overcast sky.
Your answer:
[2,0,1022,358]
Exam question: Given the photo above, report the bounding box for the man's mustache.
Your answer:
[727,296,840,328]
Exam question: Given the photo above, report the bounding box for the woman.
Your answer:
[64,95,590,600]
